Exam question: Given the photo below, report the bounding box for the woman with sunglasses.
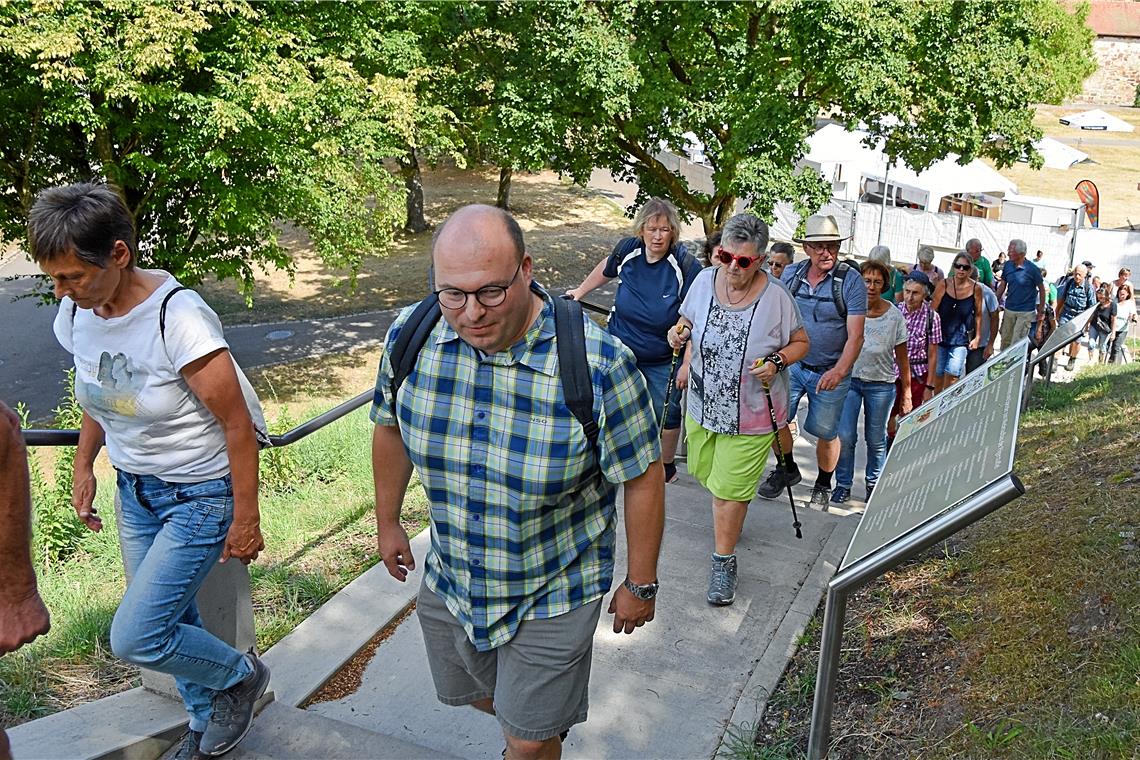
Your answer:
[567,198,703,483]
[666,214,808,607]
[931,252,983,393]
[831,260,911,505]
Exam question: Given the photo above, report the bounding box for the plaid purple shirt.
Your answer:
[896,301,942,377]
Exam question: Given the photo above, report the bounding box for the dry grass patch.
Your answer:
[199,166,629,324]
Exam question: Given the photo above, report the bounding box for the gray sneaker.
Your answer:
[809,485,831,509]
[756,467,802,499]
[707,554,738,606]
[200,651,270,757]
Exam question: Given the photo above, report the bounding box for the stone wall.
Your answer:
[1081,37,1140,105]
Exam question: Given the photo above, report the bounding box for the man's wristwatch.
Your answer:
[623,577,660,600]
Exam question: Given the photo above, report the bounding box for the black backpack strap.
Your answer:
[158,286,192,343]
[787,260,810,298]
[831,261,849,321]
[387,294,443,407]
[553,295,598,452]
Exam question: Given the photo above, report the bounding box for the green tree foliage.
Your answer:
[480,0,1095,234]
[0,1,411,289]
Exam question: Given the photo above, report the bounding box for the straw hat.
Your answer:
[793,214,850,244]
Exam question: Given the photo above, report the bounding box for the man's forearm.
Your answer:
[835,333,865,376]
[373,424,414,525]
[0,406,36,597]
[622,461,665,585]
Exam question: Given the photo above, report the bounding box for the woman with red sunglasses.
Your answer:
[667,214,809,607]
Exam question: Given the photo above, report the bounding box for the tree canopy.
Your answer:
[0,0,1096,288]
[475,0,1096,234]
[0,1,411,288]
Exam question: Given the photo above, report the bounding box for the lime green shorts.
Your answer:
[685,415,775,503]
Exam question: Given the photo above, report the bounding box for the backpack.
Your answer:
[1057,276,1094,309]
[71,287,272,448]
[387,289,598,453]
[786,260,851,320]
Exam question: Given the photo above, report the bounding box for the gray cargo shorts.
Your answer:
[416,578,603,741]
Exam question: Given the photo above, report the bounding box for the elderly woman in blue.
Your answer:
[567,197,703,483]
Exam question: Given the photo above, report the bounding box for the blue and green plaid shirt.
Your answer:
[372,290,659,651]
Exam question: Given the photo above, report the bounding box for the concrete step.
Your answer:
[226,701,460,759]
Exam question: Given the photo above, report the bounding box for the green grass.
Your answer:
[1,403,429,727]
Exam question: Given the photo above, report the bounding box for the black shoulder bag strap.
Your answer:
[158,286,192,343]
[553,295,598,452]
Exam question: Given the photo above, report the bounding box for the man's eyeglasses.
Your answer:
[435,261,522,310]
[952,263,971,271]
[716,248,759,269]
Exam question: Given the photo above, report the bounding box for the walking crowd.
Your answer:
[2,184,1135,760]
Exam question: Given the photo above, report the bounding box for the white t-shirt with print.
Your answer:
[53,272,231,482]
[852,307,908,383]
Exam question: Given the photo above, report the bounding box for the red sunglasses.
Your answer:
[716,248,759,269]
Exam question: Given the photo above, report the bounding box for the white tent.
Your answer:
[1059,108,1135,132]
[804,124,1018,208]
[1032,137,1089,170]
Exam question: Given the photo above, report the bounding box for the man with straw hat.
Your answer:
[757,214,867,508]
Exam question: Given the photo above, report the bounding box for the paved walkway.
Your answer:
[307,457,858,759]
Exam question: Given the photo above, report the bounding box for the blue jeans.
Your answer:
[638,359,682,430]
[836,379,896,490]
[787,363,851,441]
[111,470,251,733]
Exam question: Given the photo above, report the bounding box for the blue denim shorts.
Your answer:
[638,359,683,430]
[786,363,851,441]
[936,344,968,378]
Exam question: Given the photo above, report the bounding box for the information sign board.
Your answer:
[1033,304,1096,364]
[841,340,1028,569]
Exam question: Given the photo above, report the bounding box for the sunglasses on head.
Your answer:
[716,248,759,269]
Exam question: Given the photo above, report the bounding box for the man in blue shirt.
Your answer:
[372,204,665,759]
[756,214,867,508]
[995,239,1047,350]
[1054,262,1095,370]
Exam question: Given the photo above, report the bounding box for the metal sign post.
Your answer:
[807,340,1031,759]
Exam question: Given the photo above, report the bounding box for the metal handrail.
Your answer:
[22,298,611,448]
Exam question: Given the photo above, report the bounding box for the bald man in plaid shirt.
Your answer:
[371,205,664,760]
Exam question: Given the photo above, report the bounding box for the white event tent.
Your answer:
[1059,108,1135,132]
[802,124,1018,209]
[1032,136,1090,170]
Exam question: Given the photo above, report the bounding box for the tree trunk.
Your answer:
[496,166,512,210]
[397,148,428,234]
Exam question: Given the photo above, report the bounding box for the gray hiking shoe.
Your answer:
[757,467,802,499]
[809,485,831,509]
[163,729,206,760]
[200,651,270,757]
[707,554,738,606]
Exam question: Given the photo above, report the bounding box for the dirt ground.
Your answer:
[199,166,632,324]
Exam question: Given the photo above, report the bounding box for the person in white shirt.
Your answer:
[30,182,270,760]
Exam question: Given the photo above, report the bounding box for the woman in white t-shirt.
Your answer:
[667,214,809,608]
[832,260,911,506]
[30,183,269,759]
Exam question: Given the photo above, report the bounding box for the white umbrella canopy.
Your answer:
[1059,108,1135,132]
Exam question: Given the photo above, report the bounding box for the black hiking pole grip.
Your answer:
[659,320,688,434]
[755,359,802,539]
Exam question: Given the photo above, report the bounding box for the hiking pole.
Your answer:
[754,358,802,539]
[659,322,686,434]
